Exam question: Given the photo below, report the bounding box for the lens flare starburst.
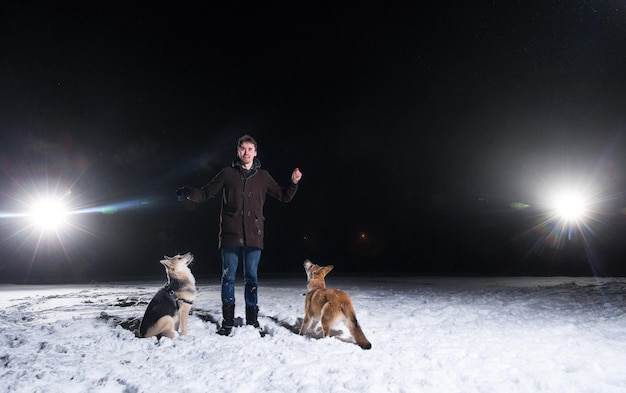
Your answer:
[517,183,615,276]
[552,193,587,223]
[28,198,69,230]
[544,190,597,243]
[0,170,165,282]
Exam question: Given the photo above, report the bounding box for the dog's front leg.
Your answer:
[179,304,191,335]
[299,314,310,335]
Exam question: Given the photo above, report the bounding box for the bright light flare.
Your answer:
[1,170,164,279]
[533,185,599,246]
[552,193,587,222]
[28,199,69,230]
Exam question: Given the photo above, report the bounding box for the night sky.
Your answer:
[2,2,626,283]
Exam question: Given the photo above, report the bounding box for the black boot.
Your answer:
[245,305,260,329]
[217,304,235,336]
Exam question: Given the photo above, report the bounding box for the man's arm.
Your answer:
[177,169,226,203]
[267,168,302,203]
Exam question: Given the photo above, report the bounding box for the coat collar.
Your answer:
[233,157,261,173]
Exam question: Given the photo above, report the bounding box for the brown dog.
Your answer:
[139,252,196,339]
[299,259,372,349]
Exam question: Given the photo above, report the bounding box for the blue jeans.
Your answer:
[220,246,261,307]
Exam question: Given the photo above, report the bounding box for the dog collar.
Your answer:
[164,283,194,306]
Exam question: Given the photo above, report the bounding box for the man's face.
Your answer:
[237,141,257,166]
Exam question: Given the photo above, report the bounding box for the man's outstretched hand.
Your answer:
[291,168,303,184]
[176,186,192,201]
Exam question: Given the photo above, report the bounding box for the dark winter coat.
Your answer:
[188,157,298,249]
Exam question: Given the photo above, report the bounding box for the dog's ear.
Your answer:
[320,265,334,277]
[160,259,172,269]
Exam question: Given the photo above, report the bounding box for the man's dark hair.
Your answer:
[238,134,257,150]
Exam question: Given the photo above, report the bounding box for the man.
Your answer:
[176,134,302,335]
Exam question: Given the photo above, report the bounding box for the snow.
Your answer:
[1,276,626,393]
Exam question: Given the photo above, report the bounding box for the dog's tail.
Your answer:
[342,303,372,350]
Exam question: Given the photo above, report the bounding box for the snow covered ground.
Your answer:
[1,275,626,393]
